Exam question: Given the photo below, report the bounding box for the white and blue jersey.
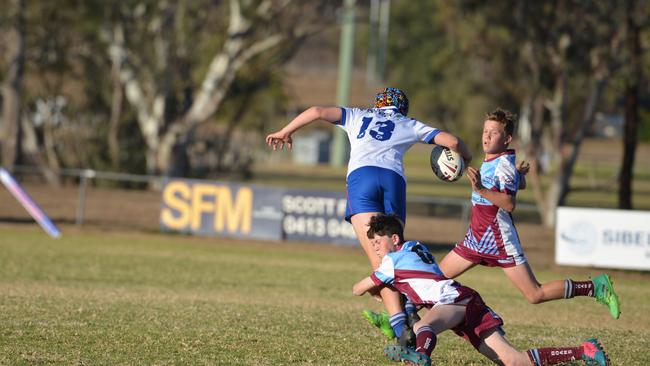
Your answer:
[370,241,473,307]
[337,107,439,179]
[337,107,440,222]
[459,149,526,265]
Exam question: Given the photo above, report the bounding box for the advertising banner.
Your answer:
[555,207,650,270]
[160,179,284,240]
[160,179,357,245]
[281,189,357,245]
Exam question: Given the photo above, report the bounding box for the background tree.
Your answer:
[106,0,335,177]
[387,0,495,149]
[618,0,648,209]
[18,1,117,184]
[0,0,25,171]
[388,0,637,226]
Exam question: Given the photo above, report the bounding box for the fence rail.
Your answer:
[8,165,540,228]
[12,165,164,226]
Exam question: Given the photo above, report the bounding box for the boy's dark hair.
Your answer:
[366,214,404,242]
[486,108,517,136]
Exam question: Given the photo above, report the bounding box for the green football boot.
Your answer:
[591,274,620,319]
[362,309,395,339]
[581,338,610,366]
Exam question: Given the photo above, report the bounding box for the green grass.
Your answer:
[1,226,649,365]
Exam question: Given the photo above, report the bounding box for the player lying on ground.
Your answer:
[266,87,472,341]
[353,214,610,366]
[365,108,619,340]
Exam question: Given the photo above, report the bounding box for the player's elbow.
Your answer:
[310,106,340,123]
[307,106,325,119]
[432,132,459,150]
[499,204,514,213]
[518,179,527,190]
[502,196,516,212]
[352,284,365,296]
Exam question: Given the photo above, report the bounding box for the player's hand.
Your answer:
[466,167,484,192]
[517,161,530,176]
[265,131,293,151]
[462,156,472,172]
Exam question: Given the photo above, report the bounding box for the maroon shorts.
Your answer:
[453,244,526,268]
[451,291,504,350]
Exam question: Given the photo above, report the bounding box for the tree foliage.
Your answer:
[386,0,649,225]
[1,0,337,179]
[105,0,336,177]
[1,0,648,216]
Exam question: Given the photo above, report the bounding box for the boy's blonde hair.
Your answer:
[486,108,517,136]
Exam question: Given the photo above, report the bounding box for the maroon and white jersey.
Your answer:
[371,241,475,307]
[458,150,526,266]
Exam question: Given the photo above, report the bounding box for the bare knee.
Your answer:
[518,285,545,304]
[412,319,425,333]
[523,290,544,304]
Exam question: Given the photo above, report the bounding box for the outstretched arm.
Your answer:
[352,276,379,296]
[265,106,342,151]
[432,132,473,167]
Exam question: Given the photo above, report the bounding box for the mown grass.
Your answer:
[1,226,649,365]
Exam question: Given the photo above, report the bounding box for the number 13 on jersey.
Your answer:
[357,117,395,141]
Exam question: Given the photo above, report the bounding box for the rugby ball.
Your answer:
[430,145,464,182]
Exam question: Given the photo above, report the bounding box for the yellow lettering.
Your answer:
[161,181,191,229]
[215,187,252,233]
[191,184,217,230]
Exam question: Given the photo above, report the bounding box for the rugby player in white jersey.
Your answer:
[353,214,611,366]
[266,88,472,342]
[437,108,620,319]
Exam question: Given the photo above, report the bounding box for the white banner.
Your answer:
[555,207,650,270]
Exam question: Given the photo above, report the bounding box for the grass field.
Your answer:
[1,225,649,365]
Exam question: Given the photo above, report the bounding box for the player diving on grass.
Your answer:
[353,214,611,366]
[266,88,472,344]
[364,108,620,339]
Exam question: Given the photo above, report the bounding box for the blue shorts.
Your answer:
[345,166,407,223]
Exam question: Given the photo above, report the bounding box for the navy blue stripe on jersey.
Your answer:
[424,129,441,144]
[338,107,347,126]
